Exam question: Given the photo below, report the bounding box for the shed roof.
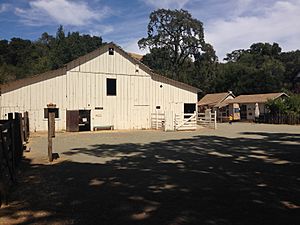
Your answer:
[198,92,234,107]
[229,92,288,104]
[0,42,198,94]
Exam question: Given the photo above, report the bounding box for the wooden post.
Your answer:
[8,113,13,120]
[156,111,158,130]
[48,112,54,162]
[9,120,16,181]
[214,111,217,129]
[23,112,29,142]
[47,104,56,162]
[14,112,23,163]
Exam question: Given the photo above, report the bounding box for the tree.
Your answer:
[219,42,286,94]
[138,9,212,79]
[142,47,173,78]
[193,43,218,93]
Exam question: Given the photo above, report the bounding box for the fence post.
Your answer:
[156,111,158,130]
[23,112,29,142]
[14,112,23,164]
[9,119,16,182]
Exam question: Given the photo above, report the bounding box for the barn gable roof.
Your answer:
[0,42,198,94]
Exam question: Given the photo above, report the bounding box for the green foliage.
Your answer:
[265,98,288,114]
[286,95,300,115]
[219,42,289,95]
[139,9,214,80]
[192,43,218,93]
[266,95,300,115]
[0,26,103,83]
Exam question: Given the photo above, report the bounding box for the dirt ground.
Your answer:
[0,123,300,225]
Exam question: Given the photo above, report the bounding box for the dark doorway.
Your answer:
[184,103,196,118]
[66,110,79,132]
[184,103,196,114]
[79,110,91,131]
[240,105,247,120]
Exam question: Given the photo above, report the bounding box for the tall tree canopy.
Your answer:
[138,9,215,80]
[216,42,291,95]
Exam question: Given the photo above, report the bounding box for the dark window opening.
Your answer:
[184,103,196,114]
[107,78,116,96]
[44,108,59,119]
[79,110,91,131]
[109,47,114,55]
[156,106,161,109]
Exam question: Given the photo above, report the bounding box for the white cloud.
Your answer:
[89,25,114,37]
[143,0,190,9]
[205,0,300,60]
[15,0,111,26]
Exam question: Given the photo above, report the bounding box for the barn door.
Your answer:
[132,106,150,129]
[66,110,79,132]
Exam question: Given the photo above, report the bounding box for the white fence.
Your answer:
[151,112,165,130]
[175,112,197,131]
[197,111,217,129]
[152,111,209,131]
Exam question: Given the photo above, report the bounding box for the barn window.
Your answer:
[44,108,59,119]
[184,103,196,114]
[107,78,116,96]
[109,47,114,55]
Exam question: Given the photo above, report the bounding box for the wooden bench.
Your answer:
[93,125,114,131]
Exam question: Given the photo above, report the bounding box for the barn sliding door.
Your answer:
[66,110,79,132]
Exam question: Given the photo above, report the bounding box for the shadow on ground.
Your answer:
[1,132,300,225]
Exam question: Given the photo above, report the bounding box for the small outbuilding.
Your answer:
[228,92,288,120]
[0,43,198,132]
[197,91,239,121]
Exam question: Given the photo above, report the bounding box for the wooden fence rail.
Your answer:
[197,112,217,129]
[0,112,29,207]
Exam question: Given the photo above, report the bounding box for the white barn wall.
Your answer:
[0,45,197,132]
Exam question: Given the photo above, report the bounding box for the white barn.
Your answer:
[0,43,198,132]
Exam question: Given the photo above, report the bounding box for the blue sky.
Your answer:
[0,0,299,59]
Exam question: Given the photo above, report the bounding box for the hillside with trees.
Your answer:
[0,9,299,96]
[0,25,103,83]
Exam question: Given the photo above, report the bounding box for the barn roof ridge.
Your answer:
[0,42,199,94]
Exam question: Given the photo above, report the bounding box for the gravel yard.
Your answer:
[1,123,299,225]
